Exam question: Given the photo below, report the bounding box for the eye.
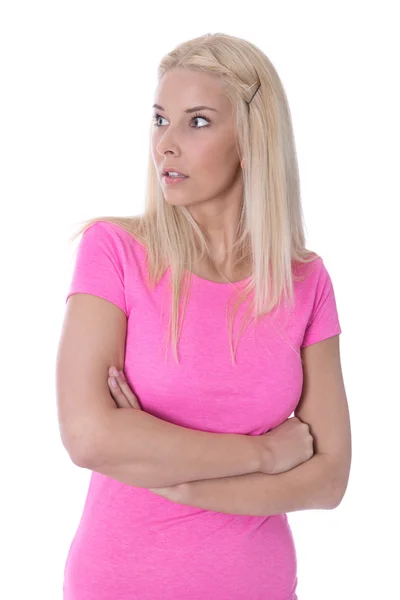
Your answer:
[190,112,211,128]
[152,112,211,129]
[152,113,168,128]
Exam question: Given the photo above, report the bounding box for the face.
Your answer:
[151,69,243,214]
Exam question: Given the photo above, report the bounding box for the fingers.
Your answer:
[108,376,132,409]
[114,371,141,409]
[108,367,142,410]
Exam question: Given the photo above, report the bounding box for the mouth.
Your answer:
[163,173,189,185]
[161,168,189,178]
[161,168,189,185]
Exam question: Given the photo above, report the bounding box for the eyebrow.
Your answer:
[153,103,219,114]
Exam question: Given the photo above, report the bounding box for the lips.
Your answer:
[162,168,188,177]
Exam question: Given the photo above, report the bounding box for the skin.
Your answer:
[103,71,253,500]
[107,365,184,501]
[151,68,247,275]
[102,76,351,514]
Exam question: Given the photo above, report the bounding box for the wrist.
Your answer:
[258,438,275,474]
[177,482,191,504]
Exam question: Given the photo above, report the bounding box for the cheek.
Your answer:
[150,140,159,165]
[192,139,228,172]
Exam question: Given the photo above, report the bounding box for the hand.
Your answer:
[148,482,188,503]
[260,417,314,475]
[107,366,184,502]
[107,366,142,410]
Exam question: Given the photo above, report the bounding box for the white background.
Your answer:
[1,1,399,598]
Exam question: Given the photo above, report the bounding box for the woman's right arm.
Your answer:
[56,293,264,488]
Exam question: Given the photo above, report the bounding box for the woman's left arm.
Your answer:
[157,451,339,516]
[108,335,351,517]
[161,334,351,517]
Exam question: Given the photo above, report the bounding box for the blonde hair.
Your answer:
[69,32,319,365]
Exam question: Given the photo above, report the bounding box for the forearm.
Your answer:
[84,407,262,488]
[179,452,341,516]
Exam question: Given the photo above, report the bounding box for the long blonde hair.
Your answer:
[69,32,319,365]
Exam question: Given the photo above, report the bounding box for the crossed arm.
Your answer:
[156,451,342,516]
[151,336,351,516]
[161,336,351,516]
[166,336,351,515]
[100,336,351,517]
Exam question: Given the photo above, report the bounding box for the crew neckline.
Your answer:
[185,269,253,287]
[125,232,252,288]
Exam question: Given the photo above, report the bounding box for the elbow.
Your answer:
[63,429,101,470]
[329,479,350,509]
[326,473,351,510]
[327,490,344,510]
[70,445,96,469]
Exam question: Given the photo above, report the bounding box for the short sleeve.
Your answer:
[65,221,128,317]
[301,259,342,348]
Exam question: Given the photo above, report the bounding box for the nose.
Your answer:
[155,125,181,158]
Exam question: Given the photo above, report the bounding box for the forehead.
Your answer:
[154,69,230,112]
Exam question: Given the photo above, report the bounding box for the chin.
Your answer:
[163,195,192,206]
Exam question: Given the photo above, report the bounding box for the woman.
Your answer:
[57,32,351,600]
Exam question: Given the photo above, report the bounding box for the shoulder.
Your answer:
[83,219,146,254]
[292,255,324,286]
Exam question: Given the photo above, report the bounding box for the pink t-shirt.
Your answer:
[63,220,342,600]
